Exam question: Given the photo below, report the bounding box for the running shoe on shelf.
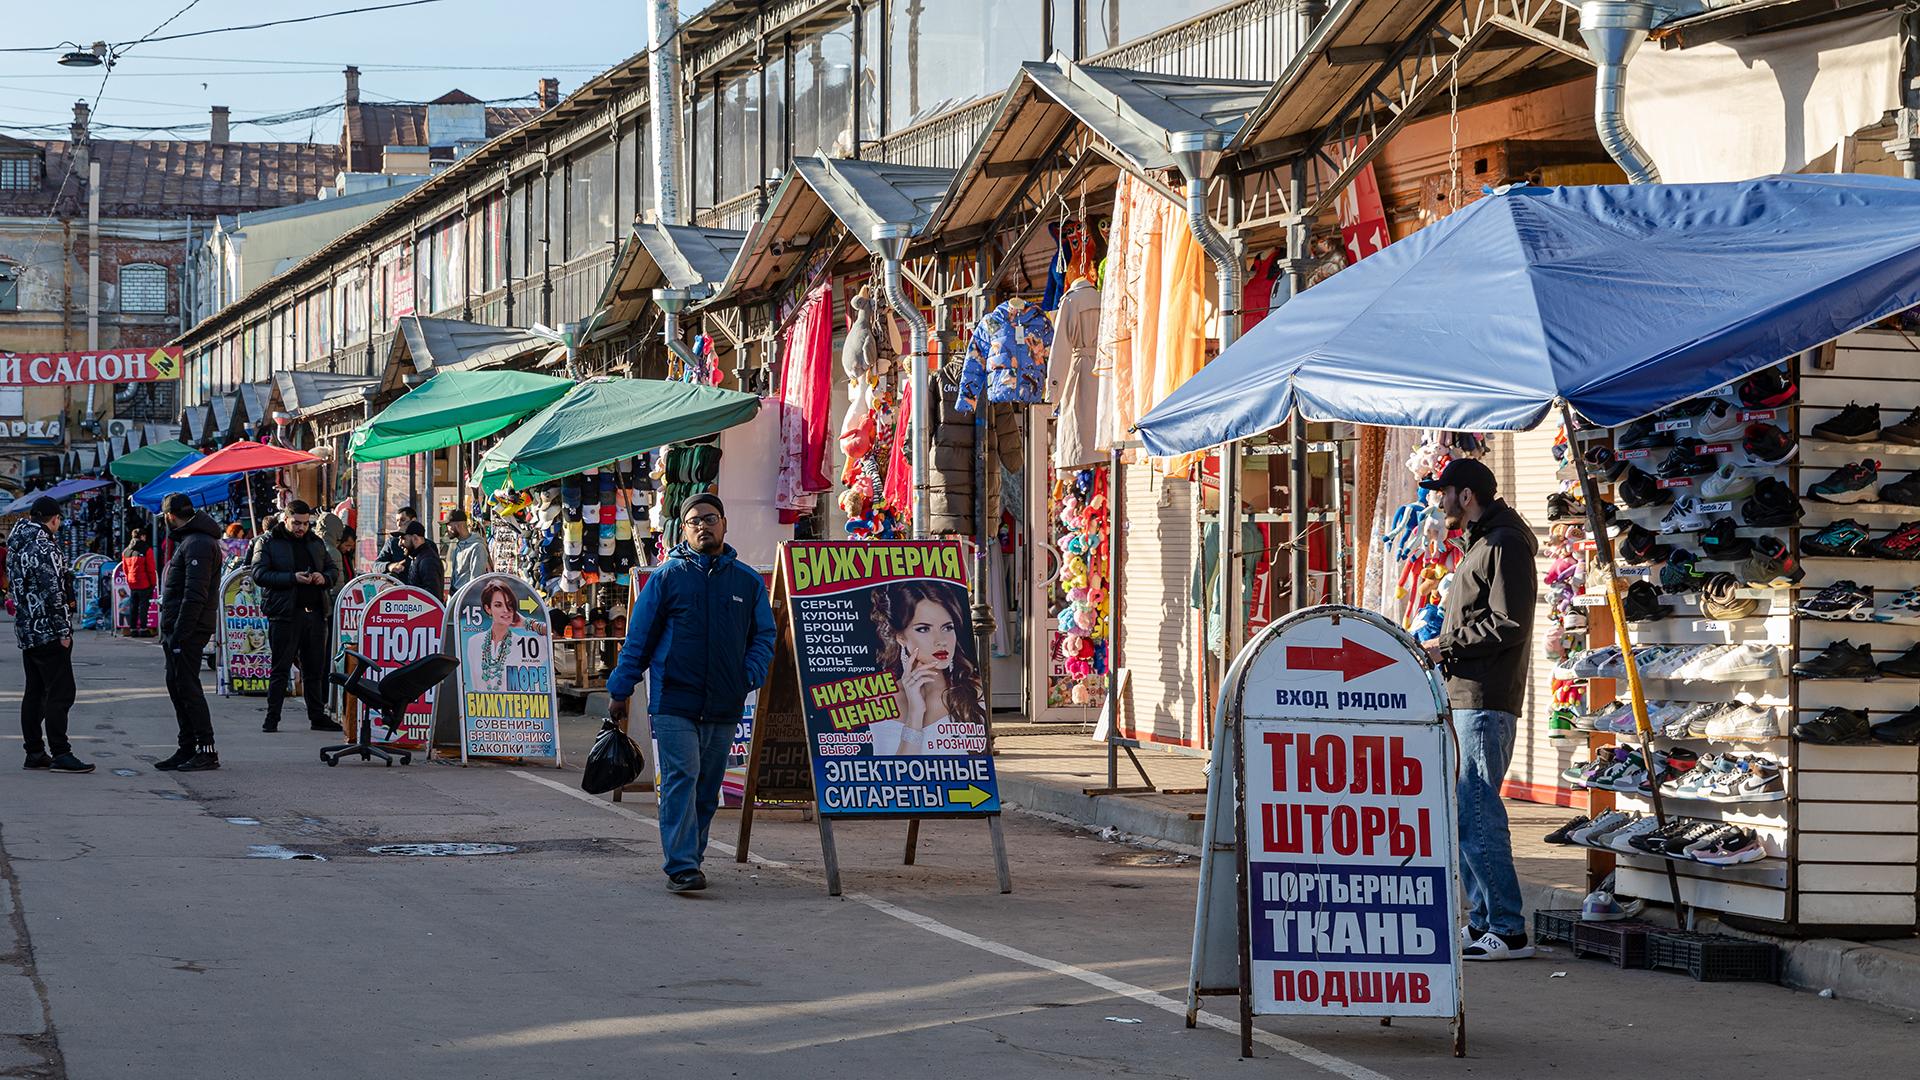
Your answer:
[1660,438,1716,479]
[1741,476,1803,526]
[1737,366,1797,409]
[1705,704,1784,741]
[1874,642,1920,679]
[1806,459,1881,503]
[1618,417,1677,450]
[1659,495,1709,533]
[1871,707,1920,745]
[1797,580,1874,621]
[1880,468,1920,506]
[1694,400,1747,443]
[1791,641,1877,680]
[1699,465,1755,502]
[1795,706,1873,744]
[1811,402,1882,443]
[1883,407,1920,447]
[1868,519,1920,560]
[1875,589,1920,624]
[1683,643,1783,681]
[1690,826,1770,865]
[1742,422,1798,466]
[1619,467,1671,509]
[1801,519,1871,558]
[1697,517,1751,560]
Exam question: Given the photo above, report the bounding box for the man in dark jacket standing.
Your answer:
[608,494,774,893]
[377,505,417,576]
[251,500,340,733]
[156,494,223,771]
[398,520,445,596]
[1420,459,1538,962]
[6,498,91,773]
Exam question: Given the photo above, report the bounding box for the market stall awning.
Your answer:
[476,377,760,494]
[929,55,1268,243]
[179,404,210,447]
[173,439,324,478]
[706,157,955,305]
[1135,175,1920,455]
[352,368,574,462]
[206,396,234,442]
[108,439,195,485]
[234,382,273,437]
[0,477,112,515]
[275,370,376,417]
[383,315,559,394]
[599,222,749,326]
[129,453,235,512]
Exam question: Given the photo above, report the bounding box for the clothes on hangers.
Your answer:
[1051,277,1104,471]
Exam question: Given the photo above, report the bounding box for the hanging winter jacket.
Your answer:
[956,298,1052,413]
[5,519,71,649]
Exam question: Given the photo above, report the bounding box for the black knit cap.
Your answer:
[680,493,725,521]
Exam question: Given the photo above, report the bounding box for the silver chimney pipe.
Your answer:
[871,223,930,537]
[1580,1,1661,184]
[649,0,683,224]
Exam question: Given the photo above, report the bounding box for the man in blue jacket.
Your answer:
[608,493,775,893]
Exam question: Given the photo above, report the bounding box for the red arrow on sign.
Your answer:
[1285,639,1396,682]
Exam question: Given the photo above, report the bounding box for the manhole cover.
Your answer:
[367,843,518,857]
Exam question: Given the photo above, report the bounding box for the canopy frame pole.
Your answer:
[1285,159,1310,612]
[1560,400,1688,926]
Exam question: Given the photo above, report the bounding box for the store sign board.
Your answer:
[217,570,271,696]
[332,573,398,727]
[73,554,107,630]
[0,347,180,386]
[112,564,159,634]
[783,540,998,817]
[448,573,559,763]
[357,585,446,749]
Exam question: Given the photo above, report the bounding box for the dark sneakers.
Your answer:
[311,719,344,732]
[1619,467,1670,509]
[154,747,197,771]
[1876,643,1920,679]
[1742,476,1803,526]
[1811,402,1881,442]
[48,753,95,774]
[175,749,221,772]
[1796,707,1872,745]
[1807,459,1881,503]
[1543,816,1590,845]
[22,752,52,770]
[1881,469,1920,505]
[1869,520,1920,560]
[1884,407,1920,447]
[666,870,708,893]
[1872,707,1920,745]
[1738,366,1797,409]
[1791,640,1877,679]
[1743,423,1798,465]
[1800,519,1869,557]
[1659,439,1715,479]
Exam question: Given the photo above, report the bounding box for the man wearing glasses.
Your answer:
[608,494,775,894]
[251,500,341,735]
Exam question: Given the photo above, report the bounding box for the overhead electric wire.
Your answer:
[0,0,447,53]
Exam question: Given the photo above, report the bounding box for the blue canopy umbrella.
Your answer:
[1136,175,1920,456]
[0,477,111,515]
[130,453,235,512]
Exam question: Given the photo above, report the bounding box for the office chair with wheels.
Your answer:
[322,650,459,767]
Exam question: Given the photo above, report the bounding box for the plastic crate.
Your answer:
[1533,909,1582,945]
[1646,931,1780,983]
[1571,919,1656,968]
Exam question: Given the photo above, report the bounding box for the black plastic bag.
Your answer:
[581,718,645,795]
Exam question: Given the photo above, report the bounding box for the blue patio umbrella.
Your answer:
[130,453,236,512]
[1136,174,1920,455]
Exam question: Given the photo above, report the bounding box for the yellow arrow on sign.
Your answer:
[946,784,992,809]
[147,349,178,378]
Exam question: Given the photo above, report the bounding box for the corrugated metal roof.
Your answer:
[600,223,748,325]
[274,371,375,415]
[235,382,272,429]
[343,102,545,171]
[0,139,341,218]
[707,158,955,305]
[384,315,554,393]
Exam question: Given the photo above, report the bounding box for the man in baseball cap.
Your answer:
[1418,457,1539,961]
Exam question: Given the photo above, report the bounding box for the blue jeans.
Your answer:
[652,713,734,876]
[1453,709,1526,938]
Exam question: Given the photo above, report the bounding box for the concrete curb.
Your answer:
[999,776,1920,1015]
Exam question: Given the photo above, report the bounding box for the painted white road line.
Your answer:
[510,770,1397,1080]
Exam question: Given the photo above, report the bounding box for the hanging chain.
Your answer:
[1447,54,1463,214]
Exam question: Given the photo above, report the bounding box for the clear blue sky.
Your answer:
[0,1,713,142]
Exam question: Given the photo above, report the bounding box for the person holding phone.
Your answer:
[251,501,341,734]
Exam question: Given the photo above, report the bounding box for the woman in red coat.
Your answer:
[121,526,158,637]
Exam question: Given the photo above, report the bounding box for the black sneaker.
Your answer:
[1742,476,1802,526]
[1618,417,1677,450]
[1881,469,1920,505]
[1698,517,1750,560]
[22,752,52,770]
[48,753,95,774]
[1742,422,1797,466]
[666,870,708,893]
[1869,520,1920,560]
[1791,640,1877,679]
[310,718,344,732]
[1619,523,1671,565]
[175,750,221,772]
[1812,402,1881,442]
[1796,706,1872,745]
[1801,519,1870,557]
[1543,816,1590,845]
[1659,438,1715,479]
[1618,467,1670,509]
[1884,407,1920,447]
[1660,551,1705,593]
[1624,581,1666,622]
[154,747,197,771]
[262,719,279,733]
[1796,581,1873,620]
[1546,492,1583,522]
[1876,643,1920,678]
[1737,366,1797,409]
[1807,459,1880,503]
[1585,445,1627,482]
[1871,707,1920,745]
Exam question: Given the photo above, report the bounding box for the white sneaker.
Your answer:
[1606,816,1662,853]
[1705,704,1782,740]
[1689,644,1783,681]
[1661,496,1708,533]
[1694,401,1747,443]
[1462,930,1536,961]
[1699,465,1756,501]
[1651,643,1720,678]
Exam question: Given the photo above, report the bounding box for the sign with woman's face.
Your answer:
[448,572,559,764]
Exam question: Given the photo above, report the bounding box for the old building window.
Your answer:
[0,267,17,311]
[119,263,169,314]
[0,156,36,190]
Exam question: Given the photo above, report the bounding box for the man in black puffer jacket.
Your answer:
[157,494,223,771]
[250,500,340,733]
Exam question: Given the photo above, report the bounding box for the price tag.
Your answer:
[1697,499,1734,514]
[1693,620,1728,631]
[1572,594,1607,607]
[1695,442,1732,455]
[1657,477,1693,489]
[1616,448,1652,461]
[1655,419,1691,432]
[1615,565,1653,578]
[1739,408,1778,422]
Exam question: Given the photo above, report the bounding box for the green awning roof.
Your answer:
[476,378,760,494]
[351,369,574,463]
[107,439,195,485]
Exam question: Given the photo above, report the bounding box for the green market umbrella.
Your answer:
[108,439,195,486]
[351,368,574,462]
[476,377,761,494]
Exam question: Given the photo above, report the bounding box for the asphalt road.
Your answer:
[0,629,1912,1079]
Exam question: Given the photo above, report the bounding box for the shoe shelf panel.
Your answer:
[1796,830,1920,863]
[1794,558,1920,590]
[1798,863,1918,895]
[1616,867,1789,920]
[1793,680,1920,713]
[1798,892,1917,927]
[1802,439,1920,461]
[1794,742,1920,772]
[1613,793,1789,830]
[1617,848,1789,879]
[1797,770,1918,803]
[1655,733,1792,747]
[1797,619,1920,649]
[1798,800,1918,833]
[1799,499,1920,519]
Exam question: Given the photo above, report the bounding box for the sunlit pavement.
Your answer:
[0,628,1911,1079]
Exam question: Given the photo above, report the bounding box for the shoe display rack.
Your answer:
[1547,330,1920,933]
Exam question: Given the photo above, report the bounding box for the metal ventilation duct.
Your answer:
[1581,1,1662,183]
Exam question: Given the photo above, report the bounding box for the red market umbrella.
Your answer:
[172,440,324,477]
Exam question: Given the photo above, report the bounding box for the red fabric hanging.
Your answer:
[883,375,913,526]
[776,284,836,519]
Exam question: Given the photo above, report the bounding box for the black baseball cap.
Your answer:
[1418,459,1497,502]
[403,520,427,537]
